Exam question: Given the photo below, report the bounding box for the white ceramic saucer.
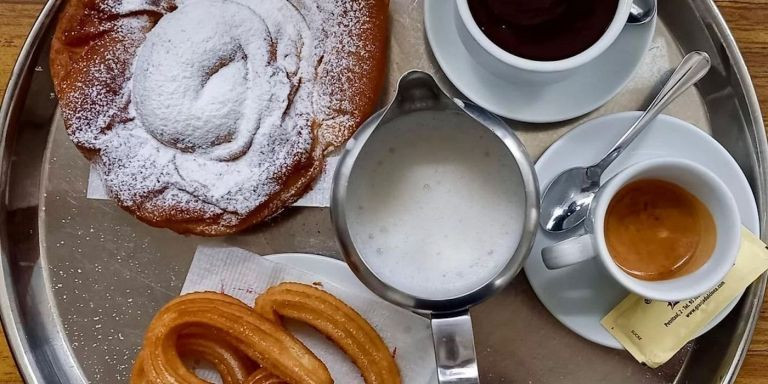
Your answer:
[423,0,655,123]
[524,112,760,349]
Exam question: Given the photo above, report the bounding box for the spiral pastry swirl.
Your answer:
[50,0,388,235]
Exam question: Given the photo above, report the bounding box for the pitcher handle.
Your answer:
[431,312,480,384]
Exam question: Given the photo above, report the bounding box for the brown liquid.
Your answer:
[604,179,716,281]
[467,0,619,61]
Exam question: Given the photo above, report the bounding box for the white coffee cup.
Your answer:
[541,158,741,302]
[455,0,633,84]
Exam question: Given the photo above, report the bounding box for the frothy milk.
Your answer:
[346,111,525,300]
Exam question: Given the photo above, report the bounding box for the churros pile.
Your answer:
[131,282,401,384]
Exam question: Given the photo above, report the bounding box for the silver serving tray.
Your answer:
[0,0,766,383]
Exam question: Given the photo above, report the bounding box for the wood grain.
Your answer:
[0,1,765,383]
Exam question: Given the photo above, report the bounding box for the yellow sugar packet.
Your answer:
[601,227,768,368]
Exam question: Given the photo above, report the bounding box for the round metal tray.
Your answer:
[0,0,766,383]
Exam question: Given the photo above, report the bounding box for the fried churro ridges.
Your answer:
[137,292,332,384]
[255,283,401,384]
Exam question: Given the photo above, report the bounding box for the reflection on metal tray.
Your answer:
[0,0,765,383]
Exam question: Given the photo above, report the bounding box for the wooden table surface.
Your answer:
[0,1,767,383]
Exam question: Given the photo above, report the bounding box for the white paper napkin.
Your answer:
[180,245,438,383]
[86,155,340,207]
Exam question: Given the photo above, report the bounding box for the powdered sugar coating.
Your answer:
[120,0,313,214]
[52,0,386,233]
[132,0,312,159]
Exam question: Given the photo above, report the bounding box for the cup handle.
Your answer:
[541,234,597,269]
[431,312,479,384]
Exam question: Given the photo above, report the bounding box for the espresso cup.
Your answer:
[541,158,741,302]
[455,0,633,84]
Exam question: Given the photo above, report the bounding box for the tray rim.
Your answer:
[695,1,768,380]
[0,0,765,383]
[0,1,66,383]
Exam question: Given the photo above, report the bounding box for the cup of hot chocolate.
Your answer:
[456,0,633,84]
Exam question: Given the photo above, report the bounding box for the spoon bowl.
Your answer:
[628,0,657,25]
[540,166,599,232]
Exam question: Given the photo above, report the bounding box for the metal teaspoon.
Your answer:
[628,0,656,25]
[539,51,711,233]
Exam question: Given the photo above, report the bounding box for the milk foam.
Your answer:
[347,111,525,300]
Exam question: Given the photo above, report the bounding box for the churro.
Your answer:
[134,291,331,384]
[132,284,401,383]
[255,283,401,384]
[244,368,285,384]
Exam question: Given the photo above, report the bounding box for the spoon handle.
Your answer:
[589,51,711,177]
